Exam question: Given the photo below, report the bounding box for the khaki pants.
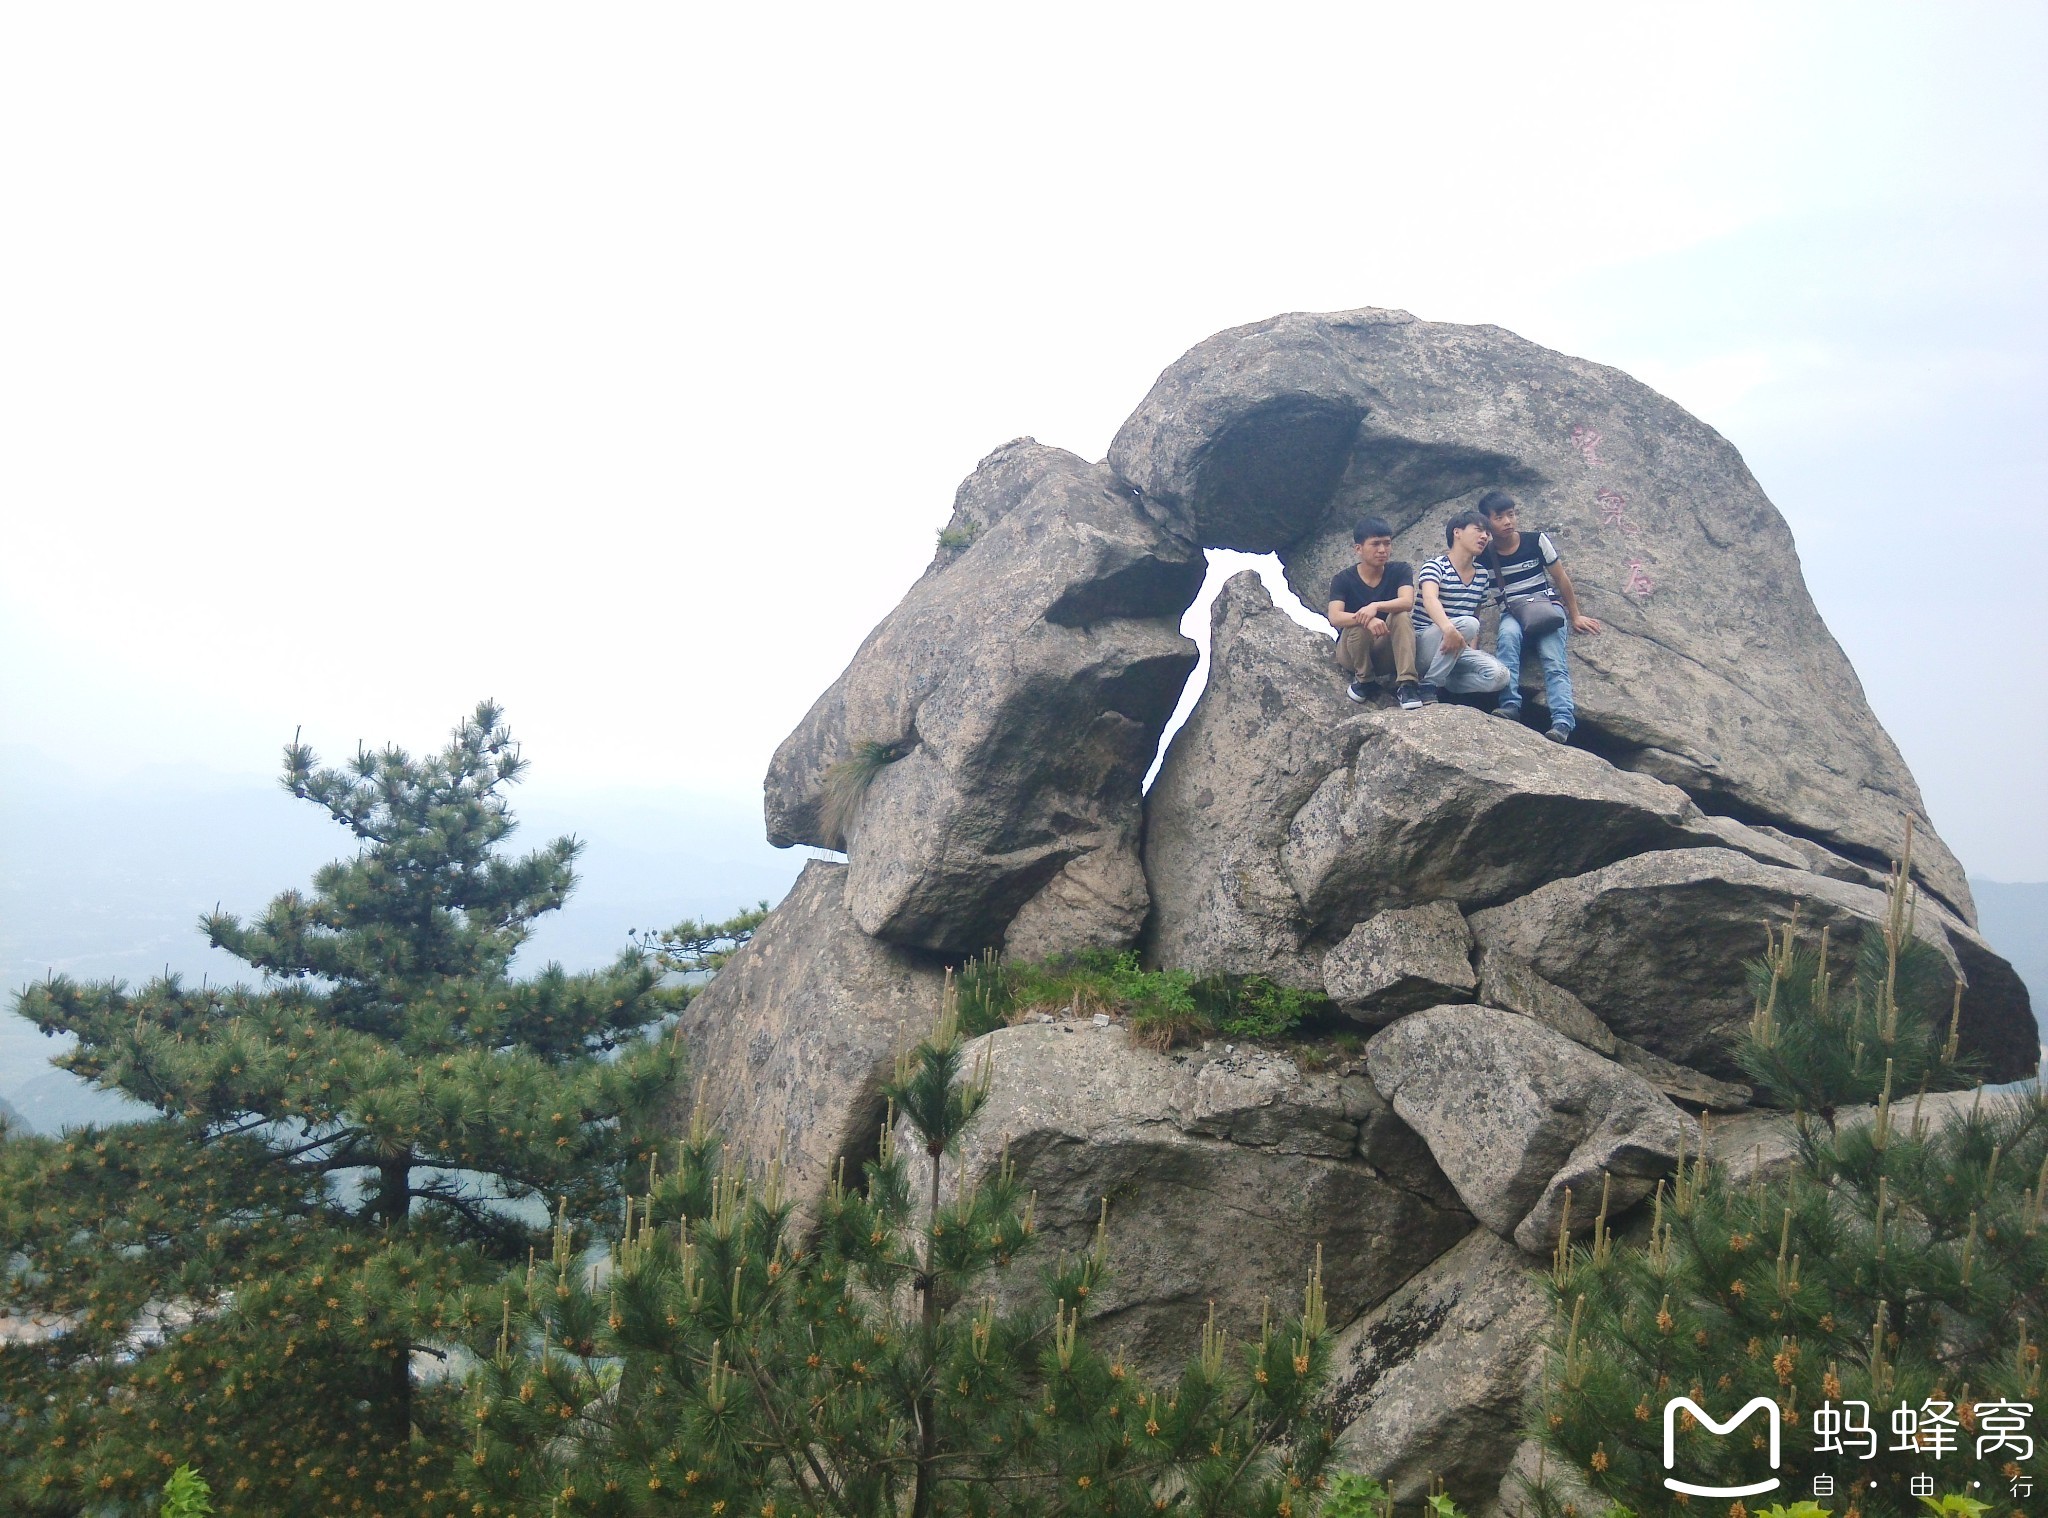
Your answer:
[1336,617,1418,684]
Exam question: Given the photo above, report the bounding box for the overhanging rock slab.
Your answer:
[764,440,1201,955]
[1467,849,2038,1084]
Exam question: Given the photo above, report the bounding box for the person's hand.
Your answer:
[1572,614,1602,634]
[1366,615,1387,637]
[1441,624,1466,656]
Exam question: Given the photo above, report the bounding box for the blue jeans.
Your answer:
[1494,613,1575,733]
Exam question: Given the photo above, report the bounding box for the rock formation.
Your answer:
[896,1023,1470,1379]
[664,862,947,1210]
[1109,309,1974,920]
[1363,1005,1685,1255]
[762,440,1201,956]
[685,309,2037,1512]
[1322,902,1477,1019]
[1466,846,2036,1080]
[1321,1230,1550,1502]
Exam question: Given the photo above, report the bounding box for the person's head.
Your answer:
[1478,490,1519,536]
[1445,508,1491,555]
[1352,515,1394,570]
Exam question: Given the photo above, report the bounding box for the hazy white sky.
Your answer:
[3,4,2044,879]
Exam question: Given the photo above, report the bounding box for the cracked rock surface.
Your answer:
[1468,848,2038,1084]
[1322,1229,1550,1510]
[763,439,1201,955]
[1112,307,1974,919]
[902,1023,1471,1378]
[1364,1004,1686,1255]
[663,862,945,1217]
[1473,946,1753,1110]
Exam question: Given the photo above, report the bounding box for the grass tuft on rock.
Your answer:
[956,946,1324,1049]
[818,737,910,844]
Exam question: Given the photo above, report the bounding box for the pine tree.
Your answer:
[1529,843,2046,1517]
[0,702,685,1516]
[466,985,1339,1517]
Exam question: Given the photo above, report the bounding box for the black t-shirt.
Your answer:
[1328,560,1414,616]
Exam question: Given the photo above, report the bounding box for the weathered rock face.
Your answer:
[1467,849,2039,1084]
[1322,1229,1550,1508]
[1364,1005,1686,1255]
[1139,572,1364,988]
[1110,308,1973,920]
[901,1022,1471,1378]
[763,440,1202,955]
[1473,947,1753,1111]
[1142,574,1829,988]
[664,862,946,1214]
[1322,902,1477,1021]
[700,307,2036,1491]
[1282,697,1731,927]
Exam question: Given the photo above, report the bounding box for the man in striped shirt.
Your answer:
[1479,490,1601,744]
[1410,509,1511,705]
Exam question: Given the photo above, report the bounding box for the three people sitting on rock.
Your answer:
[1326,493,1600,744]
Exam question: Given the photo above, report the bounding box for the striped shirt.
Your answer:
[1412,555,1493,628]
[1486,531,1561,605]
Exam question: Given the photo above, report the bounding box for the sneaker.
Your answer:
[1418,684,1441,705]
[1493,703,1522,721]
[1395,682,1423,710]
[1346,678,1374,704]
[1545,726,1569,744]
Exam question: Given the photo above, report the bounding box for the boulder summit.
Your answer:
[674,309,2037,1511]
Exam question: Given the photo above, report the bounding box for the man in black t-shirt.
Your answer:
[1326,515,1421,707]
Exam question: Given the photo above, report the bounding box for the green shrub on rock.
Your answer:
[955,948,1322,1050]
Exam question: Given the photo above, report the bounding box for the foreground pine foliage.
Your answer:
[466,994,1339,1517]
[0,704,683,1515]
[1531,847,2045,1516]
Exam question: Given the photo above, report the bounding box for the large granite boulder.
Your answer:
[664,862,947,1214]
[1109,308,1972,920]
[1322,1229,1549,1509]
[1468,848,2038,1084]
[692,309,2036,1483]
[1365,1005,1687,1255]
[1474,946,1753,1111]
[764,440,1202,955]
[1139,572,1367,988]
[900,1022,1471,1377]
[1322,902,1477,1021]
[1143,574,1810,987]
[1281,697,1735,929]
